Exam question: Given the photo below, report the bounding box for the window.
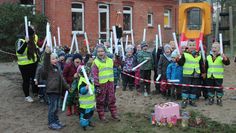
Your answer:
[148,13,153,27]
[164,9,171,28]
[72,2,84,34]
[98,4,109,41]
[187,8,202,30]
[123,6,132,33]
[20,0,35,15]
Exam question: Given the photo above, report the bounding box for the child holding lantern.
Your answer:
[205,42,230,106]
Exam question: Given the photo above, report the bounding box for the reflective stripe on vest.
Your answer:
[78,77,95,109]
[16,37,38,65]
[183,53,201,75]
[207,55,224,79]
[94,57,114,84]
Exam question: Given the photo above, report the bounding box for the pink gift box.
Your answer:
[155,102,180,122]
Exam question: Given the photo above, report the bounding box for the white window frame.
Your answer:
[98,4,110,41]
[147,13,153,27]
[20,0,36,15]
[164,9,171,28]
[71,2,84,34]
[123,6,132,34]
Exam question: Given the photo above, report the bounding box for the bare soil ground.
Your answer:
[0,61,235,133]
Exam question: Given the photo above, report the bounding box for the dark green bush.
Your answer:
[0,3,47,62]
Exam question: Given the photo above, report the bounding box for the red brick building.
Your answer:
[1,0,178,48]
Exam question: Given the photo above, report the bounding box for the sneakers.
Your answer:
[48,123,62,130]
[144,92,148,97]
[25,96,34,103]
[56,120,66,128]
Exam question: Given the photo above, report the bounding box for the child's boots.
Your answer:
[66,106,72,116]
[217,97,223,106]
[73,105,78,115]
[208,97,214,105]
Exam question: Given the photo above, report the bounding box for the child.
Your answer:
[91,45,119,122]
[137,41,153,96]
[42,46,69,130]
[77,65,96,130]
[35,63,48,103]
[63,53,83,116]
[177,40,204,108]
[206,42,230,106]
[58,51,65,70]
[169,41,176,52]
[166,50,183,99]
[121,45,135,91]
[157,44,172,96]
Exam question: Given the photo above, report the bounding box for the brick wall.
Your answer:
[0,0,178,49]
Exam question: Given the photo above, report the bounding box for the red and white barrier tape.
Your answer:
[121,71,236,90]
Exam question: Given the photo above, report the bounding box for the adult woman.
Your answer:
[16,26,39,102]
[63,53,83,115]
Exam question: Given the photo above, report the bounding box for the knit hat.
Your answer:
[164,44,171,52]
[73,53,83,61]
[141,41,148,48]
[58,51,65,57]
[50,53,58,59]
[125,45,134,52]
[171,49,178,58]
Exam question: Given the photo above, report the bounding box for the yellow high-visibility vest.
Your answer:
[183,52,201,75]
[207,55,224,79]
[78,77,95,109]
[16,37,38,65]
[94,57,114,84]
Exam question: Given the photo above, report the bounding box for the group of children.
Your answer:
[16,25,231,131]
[24,33,230,130]
[114,40,230,109]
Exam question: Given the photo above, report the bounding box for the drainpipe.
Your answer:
[42,0,45,15]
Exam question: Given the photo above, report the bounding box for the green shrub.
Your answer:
[0,3,47,62]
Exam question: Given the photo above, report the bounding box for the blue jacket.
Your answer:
[166,62,183,83]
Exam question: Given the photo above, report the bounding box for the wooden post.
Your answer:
[229,6,234,57]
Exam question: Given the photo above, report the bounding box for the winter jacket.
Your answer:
[42,53,69,94]
[122,56,135,72]
[157,55,172,80]
[137,50,153,70]
[63,62,77,86]
[166,62,183,83]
